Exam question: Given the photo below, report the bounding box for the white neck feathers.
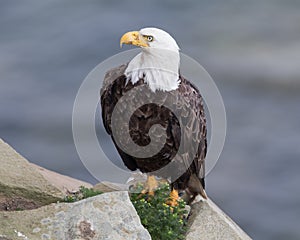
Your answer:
[125,48,180,92]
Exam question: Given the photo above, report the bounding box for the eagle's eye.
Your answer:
[145,35,154,42]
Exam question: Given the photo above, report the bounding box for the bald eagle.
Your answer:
[101,28,207,203]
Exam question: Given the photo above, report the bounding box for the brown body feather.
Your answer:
[100,64,207,202]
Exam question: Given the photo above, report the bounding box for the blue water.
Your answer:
[1,1,300,239]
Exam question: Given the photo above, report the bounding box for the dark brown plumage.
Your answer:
[100,64,207,202]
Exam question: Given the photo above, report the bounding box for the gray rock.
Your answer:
[93,181,129,193]
[186,198,252,240]
[0,138,252,240]
[0,138,62,210]
[30,162,92,194]
[0,138,92,211]
[0,191,151,240]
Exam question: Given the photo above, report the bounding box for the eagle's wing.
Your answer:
[100,64,127,134]
[101,64,127,96]
[175,76,207,190]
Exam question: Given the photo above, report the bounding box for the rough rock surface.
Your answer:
[0,191,151,240]
[93,181,128,193]
[0,139,252,240]
[0,138,62,210]
[186,198,252,240]
[30,162,92,194]
[0,138,91,211]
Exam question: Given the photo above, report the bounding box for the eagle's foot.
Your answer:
[140,175,158,197]
[166,188,179,207]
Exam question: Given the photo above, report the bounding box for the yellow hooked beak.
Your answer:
[120,31,149,48]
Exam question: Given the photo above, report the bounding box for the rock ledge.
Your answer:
[0,138,251,240]
[0,191,150,240]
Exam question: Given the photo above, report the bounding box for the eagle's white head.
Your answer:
[120,27,180,92]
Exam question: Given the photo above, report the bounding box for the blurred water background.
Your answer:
[1,1,300,239]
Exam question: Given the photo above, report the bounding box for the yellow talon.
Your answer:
[140,175,158,196]
[167,188,179,207]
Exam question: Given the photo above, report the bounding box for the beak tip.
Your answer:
[119,31,147,48]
